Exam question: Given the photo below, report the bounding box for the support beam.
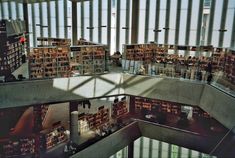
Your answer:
[196,0,204,46]
[81,0,84,38]
[64,0,68,38]
[55,0,59,38]
[178,147,182,158]
[98,0,102,43]
[185,0,192,45]
[148,139,153,158]
[39,2,43,37]
[8,1,11,19]
[174,0,181,45]
[154,0,160,43]
[47,0,51,37]
[32,4,36,47]
[70,111,79,144]
[139,137,143,158]
[131,0,139,44]
[128,141,134,158]
[164,0,171,44]
[23,2,29,51]
[231,7,235,48]
[207,0,216,45]
[107,0,111,48]
[116,0,120,51]
[218,0,228,47]
[125,0,130,44]
[168,144,172,158]
[144,0,150,43]
[89,0,93,41]
[158,141,162,158]
[72,1,77,45]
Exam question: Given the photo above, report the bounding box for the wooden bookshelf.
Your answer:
[29,46,70,79]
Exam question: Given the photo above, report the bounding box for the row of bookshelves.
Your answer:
[134,96,210,118]
[37,37,71,47]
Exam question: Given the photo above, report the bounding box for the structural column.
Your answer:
[23,2,30,51]
[174,0,181,45]
[144,0,150,43]
[72,0,77,45]
[154,0,160,43]
[70,111,79,144]
[107,0,111,48]
[207,0,216,45]
[131,0,139,44]
[116,0,120,51]
[128,141,134,158]
[231,7,235,48]
[218,0,228,47]
[164,0,171,44]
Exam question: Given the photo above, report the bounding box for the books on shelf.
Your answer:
[29,46,70,79]
[37,37,71,47]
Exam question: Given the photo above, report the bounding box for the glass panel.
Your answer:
[10,2,16,20]
[119,0,126,51]
[84,1,90,40]
[50,1,56,38]
[18,3,23,20]
[168,0,177,44]
[178,0,188,45]
[143,137,149,157]
[67,0,72,39]
[189,0,199,45]
[223,0,235,47]
[161,142,169,158]
[134,138,140,157]
[3,2,9,19]
[211,0,223,47]
[77,2,81,39]
[148,0,157,42]
[93,0,99,43]
[138,0,146,43]
[158,0,167,44]
[58,0,64,38]
[42,2,48,38]
[28,4,33,47]
[102,0,108,44]
[34,3,40,39]
[181,147,189,157]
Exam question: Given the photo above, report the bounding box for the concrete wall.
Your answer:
[199,85,235,131]
[123,74,204,106]
[71,122,141,158]
[0,73,124,108]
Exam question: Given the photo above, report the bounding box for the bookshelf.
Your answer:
[112,97,128,118]
[78,106,110,132]
[212,47,227,72]
[224,49,235,84]
[37,37,71,47]
[77,38,98,45]
[71,45,108,74]
[134,97,181,115]
[192,107,210,118]
[0,20,25,78]
[29,46,70,79]
[40,125,67,150]
[2,138,35,157]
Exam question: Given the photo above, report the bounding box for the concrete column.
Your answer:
[131,0,139,44]
[128,142,134,158]
[218,0,228,47]
[174,0,181,45]
[23,2,29,51]
[70,111,79,144]
[154,0,160,43]
[72,1,77,45]
[116,0,120,51]
[144,0,150,43]
[207,0,216,45]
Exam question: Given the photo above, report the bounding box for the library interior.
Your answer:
[0,0,235,158]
